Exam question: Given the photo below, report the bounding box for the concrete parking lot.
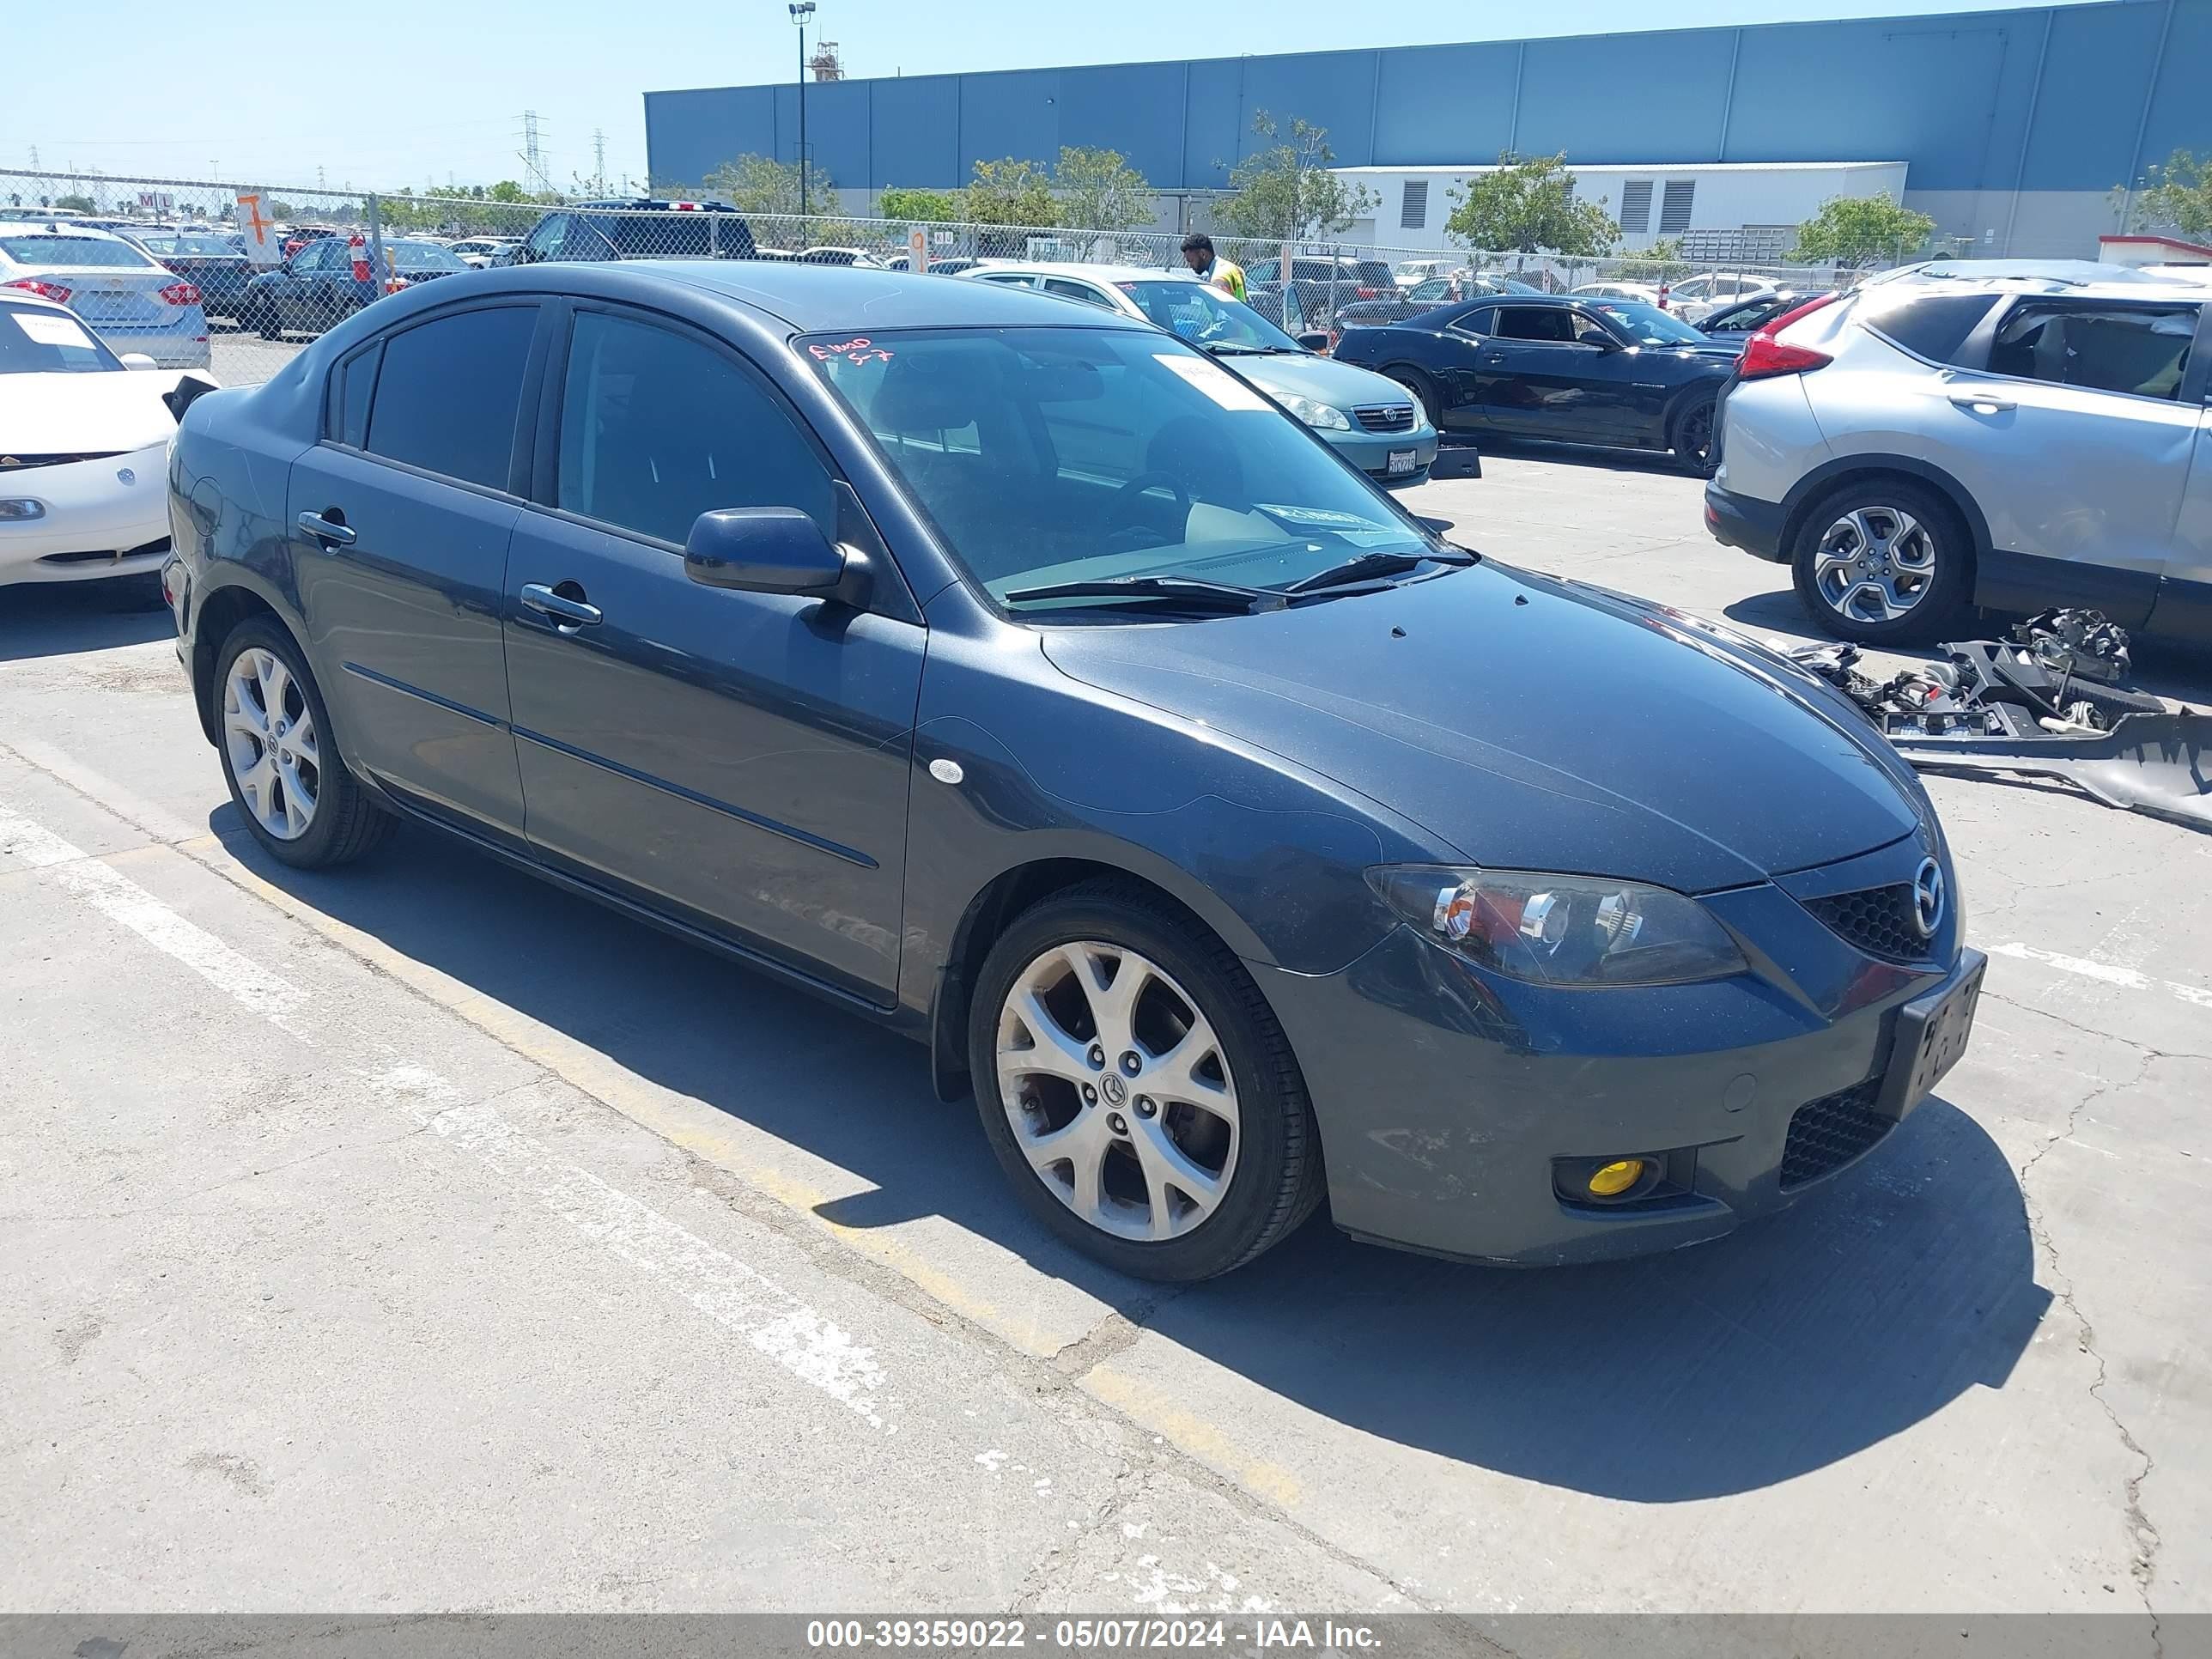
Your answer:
[3,451,2208,1626]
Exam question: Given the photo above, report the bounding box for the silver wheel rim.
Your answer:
[996,942,1241,1243]
[1814,507,1936,623]
[222,647,319,841]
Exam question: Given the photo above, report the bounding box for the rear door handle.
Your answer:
[296,510,355,547]
[1948,392,2015,414]
[520,582,603,630]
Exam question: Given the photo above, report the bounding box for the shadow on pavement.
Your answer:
[212,805,2051,1505]
[1465,434,1698,477]
[0,581,172,663]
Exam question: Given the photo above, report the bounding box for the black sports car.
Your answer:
[1332,292,1741,472]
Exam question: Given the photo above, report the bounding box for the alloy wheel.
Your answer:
[1813,506,1936,624]
[222,647,320,840]
[995,941,1240,1242]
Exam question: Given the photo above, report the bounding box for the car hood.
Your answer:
[1234,351,1425,416]
[0,369,179,453]
[1037,560,1924,893]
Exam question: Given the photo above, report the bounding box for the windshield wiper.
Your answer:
[1200,342,1273,356]
[1000,574,1284,613]
[1281,549,1474,595]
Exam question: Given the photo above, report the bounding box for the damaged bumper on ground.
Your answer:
[1790,610,2212,833]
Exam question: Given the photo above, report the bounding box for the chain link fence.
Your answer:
[2,167,1864,387]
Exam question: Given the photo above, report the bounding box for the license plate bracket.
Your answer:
[1387,448,1418,476]
[1875,950,1986,1121]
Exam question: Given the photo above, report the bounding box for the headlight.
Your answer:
[1368,866,1747,988]
[0,498,47,521]
[1275,392,1352,431]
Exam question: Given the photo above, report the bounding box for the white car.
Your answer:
[447,237,520,269]
[1662,272,1775,324]
[1572,281,1668,307]
[0,222,211,369]
[0,291,217,594]
[800,246,892,269]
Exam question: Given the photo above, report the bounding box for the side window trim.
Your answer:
[526,299,850,554]
[353,300,550,501]
[322,337,385,449]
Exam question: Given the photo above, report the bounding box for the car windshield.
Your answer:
[392,241,467,270]
[136,232,237,257]
[1584,299,1708,346]
[805,326,1436,610]
[0,234,156,270]
[1115,283,1302,352]
[0,301,121,373]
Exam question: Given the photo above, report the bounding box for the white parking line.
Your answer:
[0,799,310,1034]
[366,1066,891,1430]
[1989,940,2212,1011]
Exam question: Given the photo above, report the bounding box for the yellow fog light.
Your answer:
[1587,1159,1646,1198]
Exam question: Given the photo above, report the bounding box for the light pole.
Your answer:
[789,2,817,220]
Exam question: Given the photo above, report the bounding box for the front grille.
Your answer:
[1,452,120,471]
[1780,1078,1892,1189]
[1353,404,1416,433]
[1802,883,1933,963]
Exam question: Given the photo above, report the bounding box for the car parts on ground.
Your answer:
[1790,610,2211,832]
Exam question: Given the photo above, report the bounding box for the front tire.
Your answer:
[1790,477,1972,645]
[213,618,393,868]
[968,880,1324,1281]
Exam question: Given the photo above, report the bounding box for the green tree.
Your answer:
[1053,146,1153,232]
[1790,193,1936,268]
[878,185,961,222]
[1445,153,1618,257]
[963,157,1059,227]
[1615,236,1692,282]
[53,192,96,213]
[2121,148,2212,240]
[1211,112,1374,240]
[695,154,829,218]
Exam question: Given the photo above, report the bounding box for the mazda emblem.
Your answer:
[1911,858,1945,939]
[116,466,136,486]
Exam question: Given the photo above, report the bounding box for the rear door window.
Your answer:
[1985,301,2198,399]
[364,305,538,489]
[1042,276,1115,308]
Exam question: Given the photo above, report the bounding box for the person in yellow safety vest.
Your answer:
[1180,232,1245,302]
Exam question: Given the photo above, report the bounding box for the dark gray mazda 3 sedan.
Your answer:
[164,262,1984,1280]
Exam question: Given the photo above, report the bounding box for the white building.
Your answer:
[1332,161,1911,258]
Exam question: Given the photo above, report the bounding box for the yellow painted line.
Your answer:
[1083,1364,1304,1510]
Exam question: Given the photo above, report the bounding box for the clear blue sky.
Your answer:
[5,0,2056,196]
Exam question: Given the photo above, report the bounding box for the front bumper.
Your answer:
[1326,424,1442,489]
[0,442,173,586]
[1251,896,1980,1267]
[1704,480,1786,562]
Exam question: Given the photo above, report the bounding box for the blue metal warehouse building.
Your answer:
[645,0,2208,257]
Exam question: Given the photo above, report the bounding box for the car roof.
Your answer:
[1871,259,2204,301]
[0,222,134,242]
[967,261,1186,284]
[549,261,1165,331]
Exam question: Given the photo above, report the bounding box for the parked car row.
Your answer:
[0,224,210,369]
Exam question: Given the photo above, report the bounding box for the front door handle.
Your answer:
[297,510,355,547]
[1948,392,2015,414]
[520,581,603,630]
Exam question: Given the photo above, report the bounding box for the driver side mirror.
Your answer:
[118,352,160,370]
[684,507,870,608]
[1296,331,1331,353]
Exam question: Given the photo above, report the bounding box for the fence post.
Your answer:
[1328,245,1340,334]
[367,194,386,301]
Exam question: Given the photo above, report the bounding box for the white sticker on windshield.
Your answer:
[1152,350,1272,411]
[11,312,96,350]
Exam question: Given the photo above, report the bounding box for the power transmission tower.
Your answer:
[592,129,608,196]
[518,111,551,195]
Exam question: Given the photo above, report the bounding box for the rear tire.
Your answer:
[212,618,393,869]
[1790,477,1972,646]
[1385,365,1443,428]
[1670,393,1719,477]
[968,880,1325,1281]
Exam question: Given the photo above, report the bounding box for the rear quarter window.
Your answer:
[1860,293,2000,365]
